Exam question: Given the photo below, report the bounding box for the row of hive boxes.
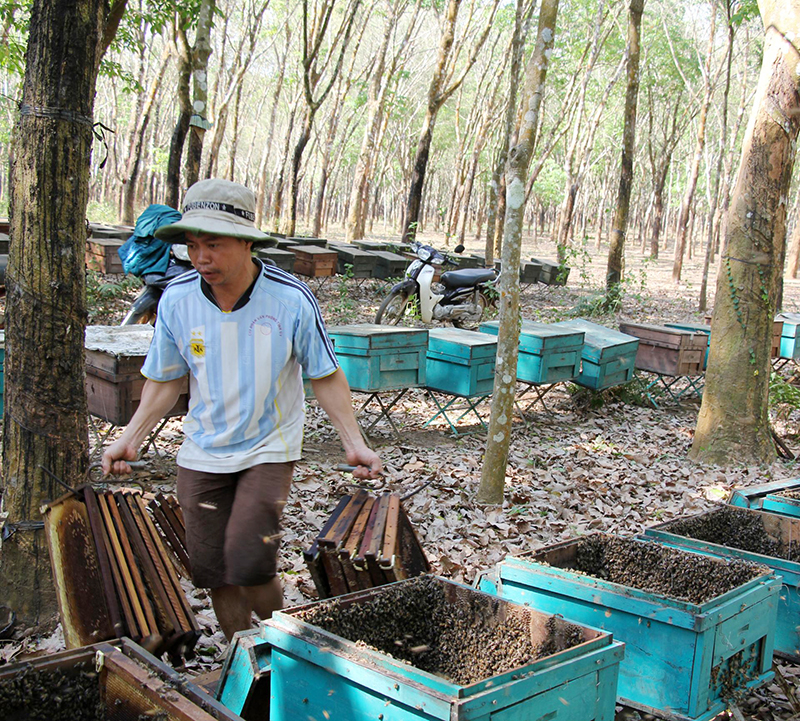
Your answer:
[326,320,645,397]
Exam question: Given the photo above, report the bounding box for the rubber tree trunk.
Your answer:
[184,0,215,189]
[478,0,559,505]
[165,32,192,209]
[690,0,800,466]
[0,0,104,627]
[605,0,644,301]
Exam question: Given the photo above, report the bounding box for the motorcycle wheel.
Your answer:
[453,292,489,330]
[375,289,411,325]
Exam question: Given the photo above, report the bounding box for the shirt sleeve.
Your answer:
[291,292,339,380]
[141,304,190,382]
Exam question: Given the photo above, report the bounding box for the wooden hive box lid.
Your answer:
[328,324,428,352]
[371,250,408,261]
[427,327,497,363]
[85,325,154,377]
[552,319,639,362]
[479,320,584,353]
[778,312,800,339]
[618,322,708,351]
[290,245,337,257]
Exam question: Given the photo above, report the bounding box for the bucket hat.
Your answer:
[154,179,270,243]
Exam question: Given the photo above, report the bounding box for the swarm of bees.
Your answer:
[0,662,104,721]
[296,576,584,686]
[566,534,766,604]
[665,506,800,562]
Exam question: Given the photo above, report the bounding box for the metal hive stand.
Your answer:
[424,389,490,436]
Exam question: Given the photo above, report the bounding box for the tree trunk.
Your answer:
[165,27,192,209]
[605,0,644,298]
[478,0,559,505]
[672,1,716,282]
[787,182,800,278]
[0,0,105,627]
[690,0,800,466]
[184,0,216,188]
[122,49,170,224]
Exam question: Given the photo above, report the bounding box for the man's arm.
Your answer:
[310,368,382,479]
[101,377,186,475]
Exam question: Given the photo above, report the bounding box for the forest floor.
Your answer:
[7,228,800,719]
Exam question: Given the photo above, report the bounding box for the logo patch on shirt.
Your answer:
[190,332,205,357]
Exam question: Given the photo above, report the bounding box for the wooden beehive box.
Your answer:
[0,232,8,254]
[480,319,583,385]
[665,321,711,369]
[0,639,238,721]
[86,237,125,274]
[85,325,189,426]
[772,319,784,358]
[488,534,778,721]
[452,254,482,269]
[552,319,639,389]
[531,257,569,285]
[647,504,800,662]
[728,477,800,512]
[290,245,337,277]
[289,236,327,248]
[255,246,296,273]
[492,259,542,284]
[0,217,8,234]
[618,322,707,376]
[425,328,496,397]
[352,238,391,252]
[776,312,800,359]
[259,577,624,721]
[275,238,299,250]
[304,489,430,599]
[371,250,409,279]
[327,324,428,392]
[333,244,378,277]
[87,222,133,239]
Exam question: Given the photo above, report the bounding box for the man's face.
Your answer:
[184,232,253,289]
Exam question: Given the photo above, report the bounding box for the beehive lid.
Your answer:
[328,324,428,351]
[290,245,337,256]
[480,320,584,353]
[0,330,5,350]
[664,321,711,336]
[552,319,638,362]
[778,312,800,338]
[618,322,707,351]
[427,327,496,362]
[85,325,153,357]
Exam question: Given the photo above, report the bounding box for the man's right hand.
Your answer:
[101,439,139,476]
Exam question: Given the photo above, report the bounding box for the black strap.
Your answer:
[182,200,255,222]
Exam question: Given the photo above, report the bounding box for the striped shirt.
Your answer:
[142,259,338,472]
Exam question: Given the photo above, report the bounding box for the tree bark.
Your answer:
[184,0,216,188]
[605,0,644,298]
[478,0,559,505]
[0,0,105,627]
[690,0,800,466]
[165,24,192,209]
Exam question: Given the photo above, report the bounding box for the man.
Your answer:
[102,179,381,640]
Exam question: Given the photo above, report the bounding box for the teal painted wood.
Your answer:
[664,323,711,369]
[428,328,497,361]
[645,506,800,661]
[425,356,494,396]
[493,541,779,721]
[263,577,624,721]
[726,478,800,509]
[762,493,800,517]
[479,321,583,385]
[777,313,800,359]
[329,325,428,392]
[216,628,272,716]
[425,329,496,396]
[551,320,638,390]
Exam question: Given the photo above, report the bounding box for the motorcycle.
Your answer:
[374,241,497,329]
[121,244,194,325]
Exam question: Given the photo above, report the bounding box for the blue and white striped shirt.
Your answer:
[142,260,338,471]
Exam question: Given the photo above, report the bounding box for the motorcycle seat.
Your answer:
[439,268,496,288]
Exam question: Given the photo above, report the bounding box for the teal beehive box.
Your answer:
[776,312,800,359]
[328,324,428,393]
[728,478,800,511]
[480,320,583,385]
[646,504,800,663]
[552,319,638,389]
[425,328,496,397]
[259,576,625,721]
[487,534,779,721]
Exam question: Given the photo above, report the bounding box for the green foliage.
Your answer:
[330,264,358,322]
[531,159,567,206]
[86,200,119,225]
[769,372,800,421]
[86,270,141,322]
[0,0,30,75]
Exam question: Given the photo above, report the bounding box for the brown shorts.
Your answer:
[176,462,294,589]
